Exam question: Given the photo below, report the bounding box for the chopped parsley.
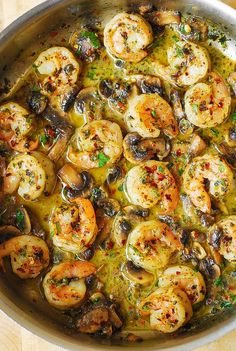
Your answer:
[214,277,223,287]
[158,165,164,173]
[87,69,96,80]
[220,300,233,309]
[118,183,124,192]
[151,110,157,117]
[98,152,110,167]
[16,209,24,230]
[56,222,62,234]
[40,134,48,146]
[210,128,219,137]
[81,31,100,49]
[178,168,184,176]
[231,111,236,122]
[192,103,199,113]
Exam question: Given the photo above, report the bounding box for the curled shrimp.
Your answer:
[0,102,38,152]
[67,120,123,169]
[185,72,231,128]
[34,46,80,96]
[183,154,233,213]
[209,216,236,262]
[153,40,209,87]
[125,94,178,138]
[43,261,96,309]
[0,235,49,279]
[138,286,193,333]
[126,220,182,272]
[104,13,153,62]
[124,160,179,212]
[159,265,206,304]
[4,154,46,201]
[49,197,97,253]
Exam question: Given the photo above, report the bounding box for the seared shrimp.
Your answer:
[153,40,209,87]
[138,286,193,333]
[50,197,97,253]
[159,265,206,304]
[43,261,96,309]
[126,220,182,272]
[125,94,178,138]
[0,235,49,279]
[185,72,231,128]
[124,160,179,212]
[4,154,46,201]
[67,120,123,169]
[183,154,233,213]
[34,47,80,96]
[0,102,38,152]
[209,216,236,262]
[104,13,153,62]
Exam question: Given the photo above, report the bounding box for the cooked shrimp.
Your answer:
[104,13,153,62]
[67,120,123,169]
[138,286,193,333]
[4,154,46,201]
[43,261,96,309]
[49,197,97,253]
[34,47,80,96]
[159,265,206,304]
[185,72,231,128]
[209,216,236,262]
[0,235,49,279]
[125,94,178,138]
[126,220,182,272]
[153,40,209,87]
[183,154,233,213]
[0,102,38,152]
[124,160,179,212]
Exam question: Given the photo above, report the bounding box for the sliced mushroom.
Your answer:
[106,166,122,185]
[228,72,236,96]
[70,29,101,62]
[96,198,120,218]
[15,207,31,234]
[48,128,73,163]
[214,142,236,169]
[76,307,110,334]
[133,75,163,95]
[59,164,94,199]
[188,134,207,157]
[192,242,206,260]
[170,89,185,120]
[146,10,181,26]
[98,79,133,114]
[179,17,208,41]
[199,257,221,279]
[209,227,223,250]
[112,205,149,247]
[123,133,170,164]
[0,225,20,243]
[28,91,48,114]
[122,261,154,286]
[61,86,80,112]
[74,87,104,122]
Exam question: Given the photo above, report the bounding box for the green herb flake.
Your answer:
[56,222,62,234]
[98,152,110,168]
[118,183,124,192]
[167,162,174,169]
[32,63,39,72]
[220,300,233,309]
[87,69,96,80]
[81,31,100,49]
[16,209,24,229]
[40,134,48,146]
[158,166,164,173]
[214,277,223,287]
[210,128,219,137]
[142,305,150,311]
[32,84,41,92]
[50,230,54,239]
[172,35,179,42]
[175,46,184,57]
[151,110,157,117]
[192,103,199,113]
[178,168,184,176]
[231,111,236,122]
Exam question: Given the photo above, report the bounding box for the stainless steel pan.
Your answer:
[0,1,236,350]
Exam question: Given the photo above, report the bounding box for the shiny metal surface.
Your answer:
[0,1,236,350]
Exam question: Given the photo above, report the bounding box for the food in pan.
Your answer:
[0,3,235,341]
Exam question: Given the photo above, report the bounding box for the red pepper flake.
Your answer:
[158,173,165,181]
[106,241,114,250]
[218,101,223,108]
[205,162,210,170]
[176,149,182,157]
[50,31,58,37]
[176,271,181,275]
[165,194,171,201]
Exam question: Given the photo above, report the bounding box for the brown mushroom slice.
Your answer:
[179,17,208,41]
[199,256,221,279]
[123,133,170,164]
[15,207,31,234]
[59,164,94,199]
[228,72,236,96]
[76,307,109,334]
[170,89,185,120]
[70,29,101,62]
[74,87,104,122]
[146,10,181,26]
[0,225,21,243]
[48,128,73,163]
[122,261,154,286]
[132,75,163,95]
[188,134,207,157]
